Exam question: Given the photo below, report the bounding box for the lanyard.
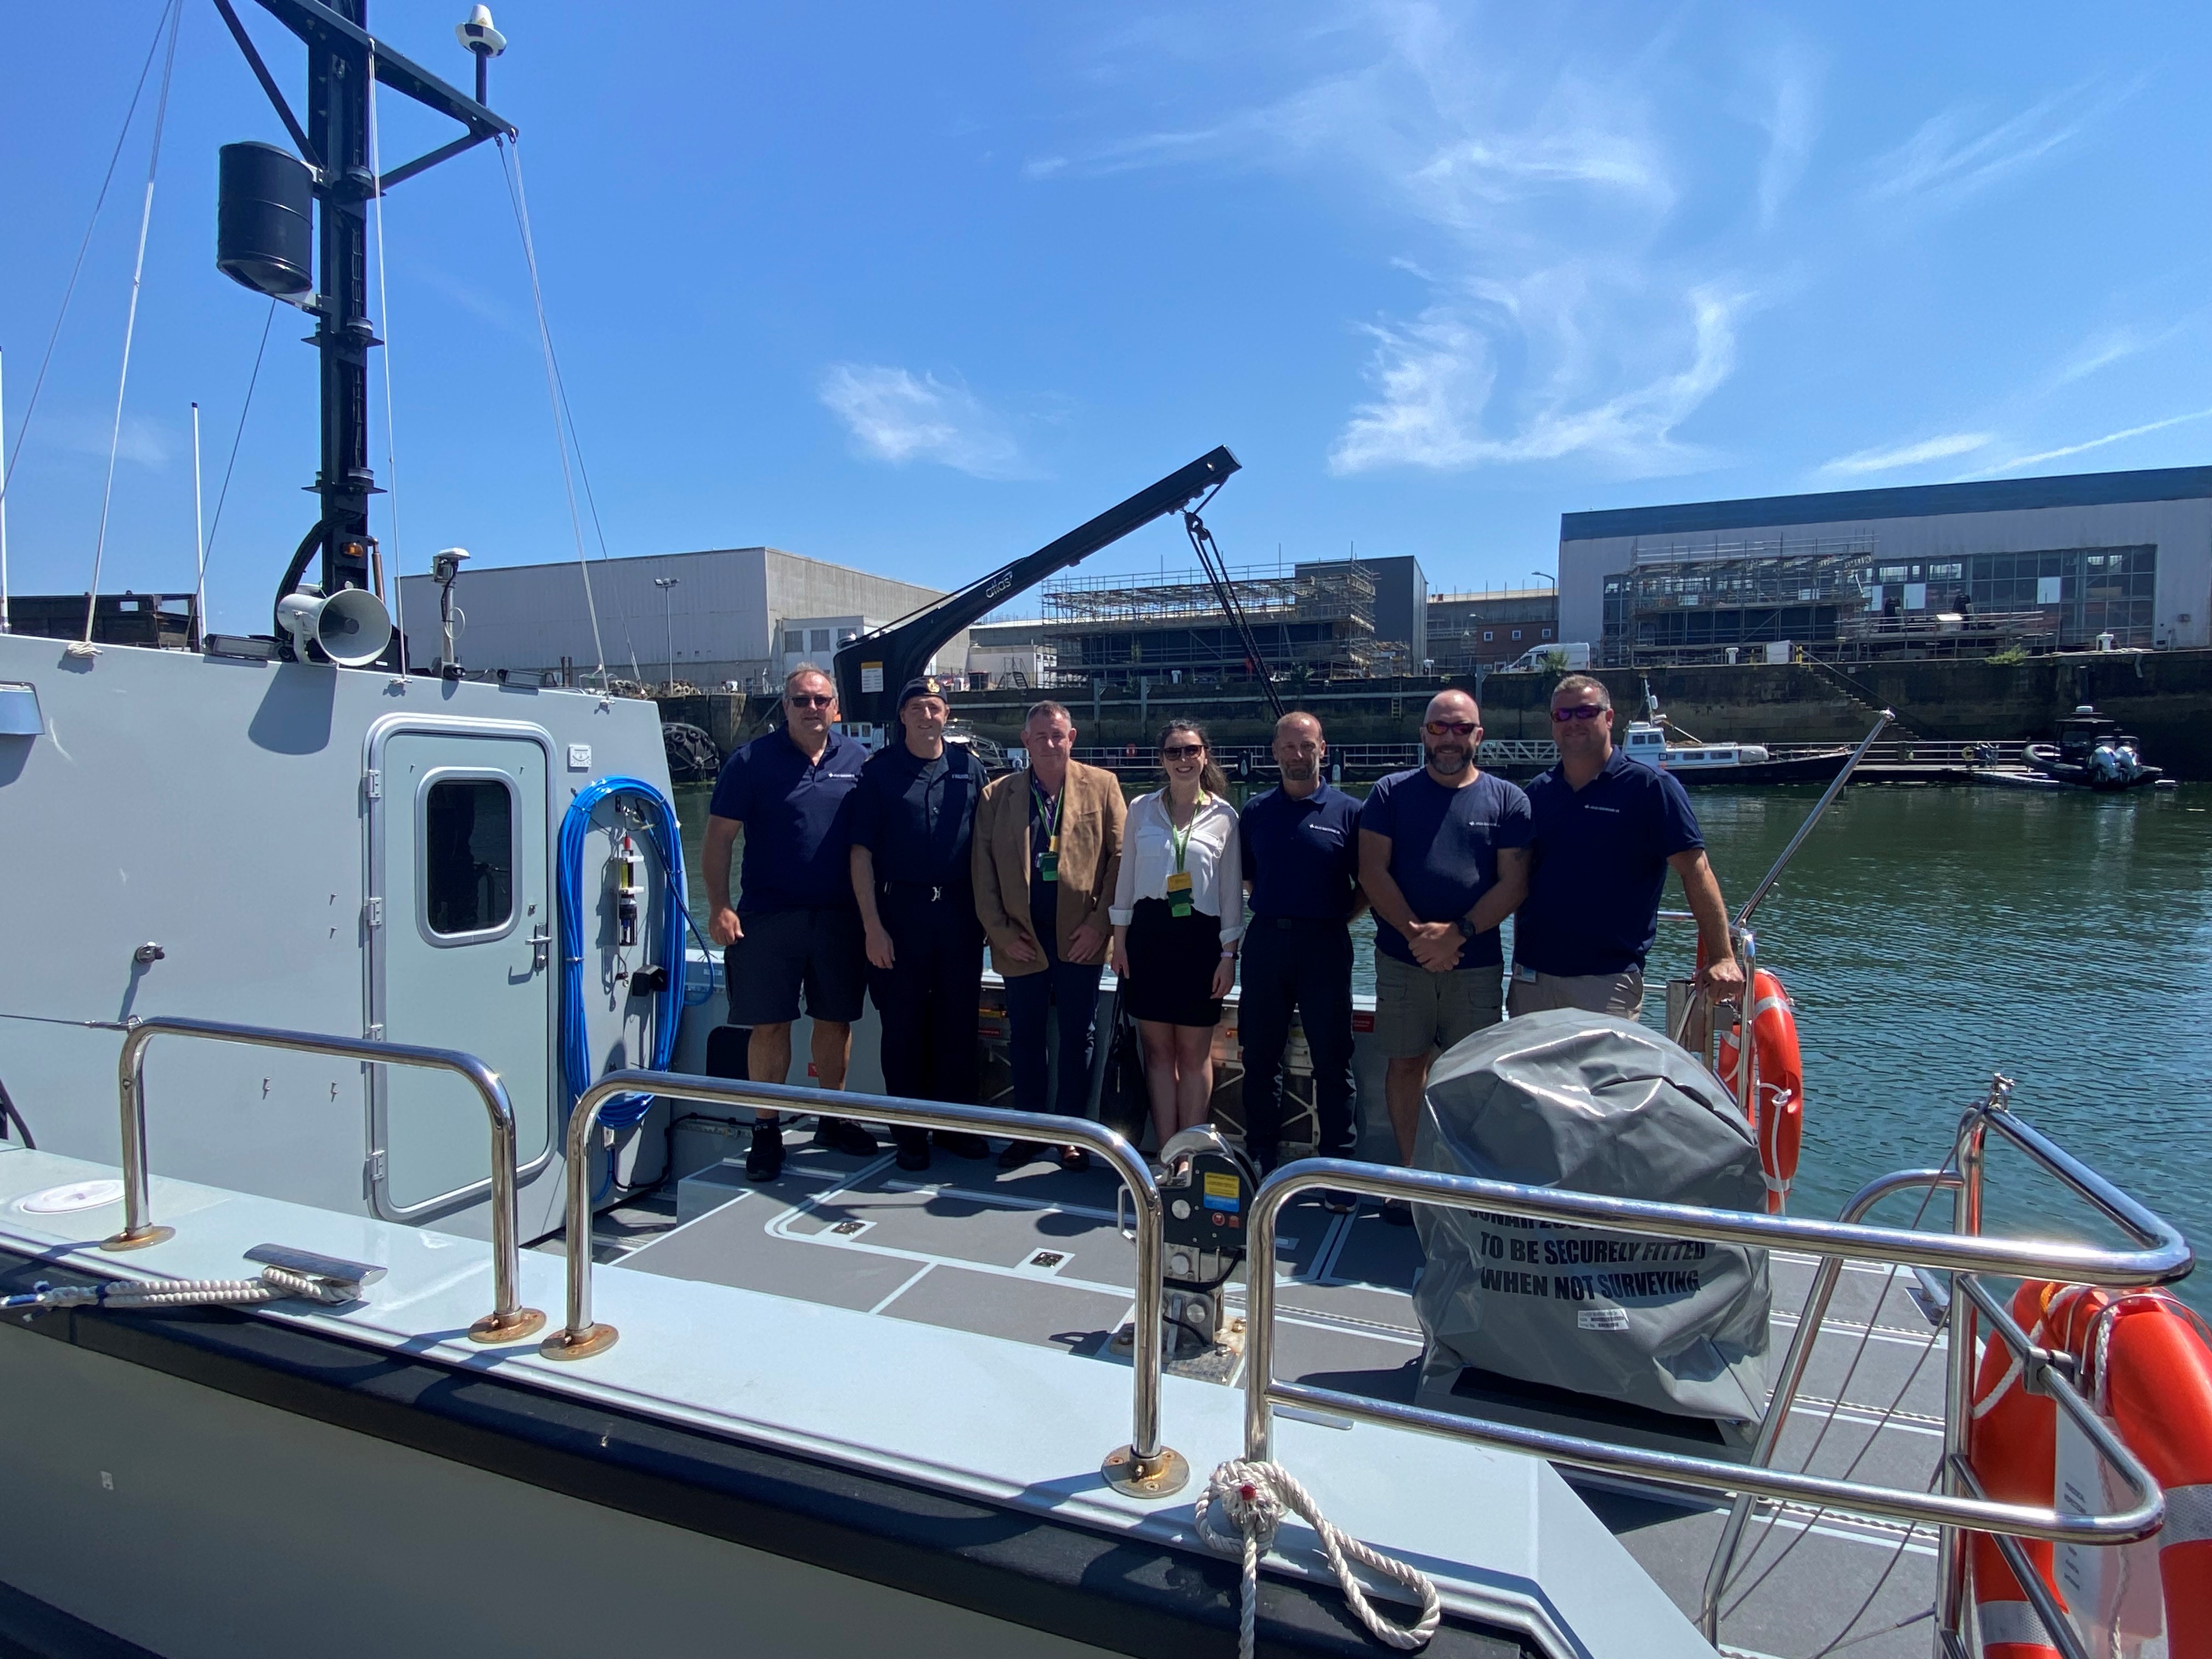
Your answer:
[1032,778,1063,845]
[1169,797,1206,873]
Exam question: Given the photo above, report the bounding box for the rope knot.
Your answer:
[1192,1457,1441,1659]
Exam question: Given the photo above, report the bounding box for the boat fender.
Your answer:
[1716,969,1803,1214]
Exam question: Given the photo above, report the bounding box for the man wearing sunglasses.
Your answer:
[1358,689,1532,1218]
[1510,675,1742,1019]
[704,664,874,1181]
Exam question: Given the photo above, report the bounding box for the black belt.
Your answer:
[879,879,969,904]
[1253,915,1350,930]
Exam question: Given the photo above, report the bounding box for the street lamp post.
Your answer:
[654,577,680,690]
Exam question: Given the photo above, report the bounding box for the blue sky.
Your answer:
[3,2,2209,635]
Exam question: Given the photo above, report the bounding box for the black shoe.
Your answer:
[934,1130,992,1160]
[997,1139,1042,1169]
[1057,1144,1091,1172]
[814,1117,878,1156]
[895,1141,932,1173]
[744,1121,784,1182]
[1379,1197,1414,1226]
[1320,1189,1358,1215]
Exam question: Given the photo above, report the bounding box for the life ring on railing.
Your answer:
[1714,968,1803,1214]
[1966,1280,2063,1659]
[2042,1283,2212,1658]
[1967,1280,2212,1659]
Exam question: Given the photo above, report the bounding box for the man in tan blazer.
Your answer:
[973,700,1125,1169]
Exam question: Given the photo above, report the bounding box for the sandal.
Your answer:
[1057,1144,1091,1172]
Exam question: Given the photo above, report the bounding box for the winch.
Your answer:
[1153,1125,1259,1360]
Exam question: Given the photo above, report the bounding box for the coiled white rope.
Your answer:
[3,1266,354,1313]
[1193,1458,1442,1659]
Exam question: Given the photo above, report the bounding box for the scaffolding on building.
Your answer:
[1039,561,1385,683]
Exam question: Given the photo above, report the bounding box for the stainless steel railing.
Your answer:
[545,1068,1188,1499]
[1241,1114,2187,1555]
[105,1014,544,1342]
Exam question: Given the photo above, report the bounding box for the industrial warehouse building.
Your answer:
[1558,466,2212,666]
[396,546,962,691]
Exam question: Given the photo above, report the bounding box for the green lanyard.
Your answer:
[1166,796,1203,915]
[1034,780,1063,882]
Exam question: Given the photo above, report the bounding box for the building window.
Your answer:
[808,628,833,653]
[783,631,805,653]
[1482,630,1494,642]
[422,778,514,938]
[1542,627,1553,639]
[1510,629,1522,641]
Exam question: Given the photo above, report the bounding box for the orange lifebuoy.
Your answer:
[2041,1284,2212,1658]
[1967,1280,2064,1659]
[1966,1280,2212,1659]
[1716,968,1803,1214]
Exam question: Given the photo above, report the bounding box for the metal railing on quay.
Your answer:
[548,1068,1189,1499]
[1242,1127,2186,1549]
[103,1014,543,1342]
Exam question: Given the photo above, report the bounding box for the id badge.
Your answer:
[1040,851,1059,882]
[1165,870,1193,894]
[1170,895,1193,918]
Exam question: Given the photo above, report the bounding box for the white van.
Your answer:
[1496,641,1592,673]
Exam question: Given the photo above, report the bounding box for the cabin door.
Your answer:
[370,727,554,1215]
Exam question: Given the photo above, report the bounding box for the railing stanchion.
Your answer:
[100,1015,543,1341]
[1938,1101,1992,1655]
[541,1069,1186,1499]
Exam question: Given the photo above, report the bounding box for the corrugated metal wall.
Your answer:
[398,547,954,686]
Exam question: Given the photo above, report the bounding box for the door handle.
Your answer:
[529,927,551,972]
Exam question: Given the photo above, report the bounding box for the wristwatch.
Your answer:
[1453,917,1477,939]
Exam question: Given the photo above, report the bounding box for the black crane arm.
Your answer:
[833,446,1240,729]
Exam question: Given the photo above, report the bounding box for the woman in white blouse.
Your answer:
[1110,719,1244,1148]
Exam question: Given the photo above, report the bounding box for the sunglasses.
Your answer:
[1424,721,1477,737]
[787,693,835,709]
[1161,743,1206,760]
[1551,704,1607,723]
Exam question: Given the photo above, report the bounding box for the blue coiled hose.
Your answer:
[556,776,708,1144]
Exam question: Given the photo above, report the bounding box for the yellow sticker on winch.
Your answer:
[1203,1172,1238,1200]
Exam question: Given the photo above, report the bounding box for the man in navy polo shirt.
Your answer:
[1511,674,1742,1019]
[704,663,872,1181]
[849,678,994,1173]
[1359,689,1532,1219]
[1237,712,1363,1186]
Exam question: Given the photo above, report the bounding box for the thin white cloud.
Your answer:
[46,414,171,469]
[1864,78,2130,211]
[1747,43,1821,229]
[1968,407,2212,477]
[1331,284,1746,476]
[817,363,1032,481]
[1818,432,1991,477]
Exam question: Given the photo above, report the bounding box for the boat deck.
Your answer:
[596,1130,1950,1659]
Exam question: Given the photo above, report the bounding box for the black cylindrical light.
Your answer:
[216,140,313,298]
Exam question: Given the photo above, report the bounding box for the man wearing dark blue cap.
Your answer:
[849,678,994,1172]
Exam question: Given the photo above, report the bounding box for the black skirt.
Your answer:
[1124,898,1224,1028]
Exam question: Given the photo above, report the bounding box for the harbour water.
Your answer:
[678,777,2211,1310]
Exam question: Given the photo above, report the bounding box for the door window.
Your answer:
[422,777,516,938]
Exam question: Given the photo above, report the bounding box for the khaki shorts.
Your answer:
[1505,964,1645,1020]
[1374,952,1503,1060]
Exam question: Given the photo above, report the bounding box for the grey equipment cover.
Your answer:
[1412,1008,1770,1424]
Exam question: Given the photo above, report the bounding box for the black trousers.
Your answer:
[867,885,984,1153]
[1237,918,1357,1166]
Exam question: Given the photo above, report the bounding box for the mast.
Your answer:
[211,0,512,647]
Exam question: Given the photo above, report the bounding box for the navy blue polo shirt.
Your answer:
[848,741,977,891]
[1240,782,1361,922]
[1515,747,1704,977]
[1359,768,1532,969]
[707,725,866,911]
